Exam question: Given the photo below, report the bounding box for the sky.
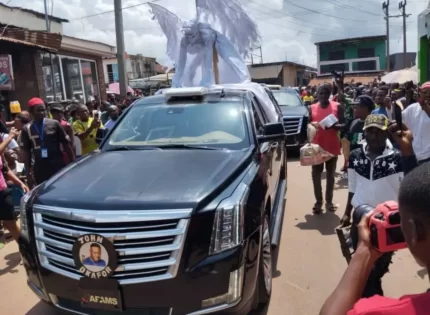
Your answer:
[3,0,430,67]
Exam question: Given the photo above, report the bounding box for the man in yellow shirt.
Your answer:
[302,90,314,104]
[72,105,103,155]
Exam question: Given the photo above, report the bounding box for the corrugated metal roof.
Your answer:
[3,28,62,51]
[315,35,387,46]
[0,36,56,52]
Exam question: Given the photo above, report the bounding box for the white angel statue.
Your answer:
[149,0,260,88]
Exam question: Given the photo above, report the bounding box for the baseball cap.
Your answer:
[28,97,44,107]
[50,103,64,112]
[363,114,388,131]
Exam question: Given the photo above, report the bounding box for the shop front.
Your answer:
[0,36,58,120]
[40,53,103,104]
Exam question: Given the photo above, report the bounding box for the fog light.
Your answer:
[201,265,244,308]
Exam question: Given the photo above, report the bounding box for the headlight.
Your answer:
[20,187,37,240]
[209,183,249,255]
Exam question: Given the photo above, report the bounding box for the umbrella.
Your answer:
[381,66,418,84]
[108,83,135,95]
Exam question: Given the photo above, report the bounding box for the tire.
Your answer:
[257,215,272,305]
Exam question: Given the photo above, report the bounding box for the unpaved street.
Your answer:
[1,157,428,315]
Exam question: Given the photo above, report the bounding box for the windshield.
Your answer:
[104,99,250,150]
[272,91,302,106]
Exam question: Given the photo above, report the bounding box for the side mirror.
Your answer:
[96,128,109,144]
[257,122,285,143]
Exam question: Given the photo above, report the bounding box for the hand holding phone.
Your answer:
[394,101,403,129]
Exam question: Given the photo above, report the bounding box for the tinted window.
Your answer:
[105,100,250,150]
[272,91,302,106]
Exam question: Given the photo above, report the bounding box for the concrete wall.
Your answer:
[319,38,387,71]
[0,6,63,33]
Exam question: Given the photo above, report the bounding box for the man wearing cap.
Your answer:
[339,114,404,298]
[400,82,430,164]
[341,114,404,228]
[20,98,74,187]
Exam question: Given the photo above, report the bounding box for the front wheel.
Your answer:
[257,215,272,306]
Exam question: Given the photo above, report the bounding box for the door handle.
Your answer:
[271,142,279,148]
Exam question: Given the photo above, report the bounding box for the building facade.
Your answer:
[418,1,430,83]
[389,52,416,71]
[315,35,387,76]
[103,54,157,84]
[248,62,316,87]
[0,3,116,116]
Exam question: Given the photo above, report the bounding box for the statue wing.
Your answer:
[196,0,260,58]
[148,3,183,64]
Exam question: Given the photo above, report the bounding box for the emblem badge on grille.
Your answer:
[72,234,118,279]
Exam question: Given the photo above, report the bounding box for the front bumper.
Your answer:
[19,228,260,315]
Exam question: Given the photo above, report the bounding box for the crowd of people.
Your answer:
[302,76,430,314]
[0,94,134,244]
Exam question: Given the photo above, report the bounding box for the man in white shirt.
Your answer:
[402,82,430,164]
[104,105,119,131]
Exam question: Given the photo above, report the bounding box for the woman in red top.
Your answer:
[309,85,344,213]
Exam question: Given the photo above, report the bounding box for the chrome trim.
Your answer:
[282,115,303,136]
[27,281,47,301]
[33,205,193,222]
[187,299,241,315]
[33,207,191,285]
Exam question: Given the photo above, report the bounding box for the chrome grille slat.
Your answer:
[34,221,186,240]
[283,116,303,136]
[33,206,191,285]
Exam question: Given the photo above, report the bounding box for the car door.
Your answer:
[251,97,279,210]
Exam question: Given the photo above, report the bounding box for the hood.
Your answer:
[35,149,251,210]
[280,105,308,116]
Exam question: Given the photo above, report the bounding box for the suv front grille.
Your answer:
[33,205,191,285]
[283,116,303,135]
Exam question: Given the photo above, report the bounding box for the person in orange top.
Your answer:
[309,85,345,213]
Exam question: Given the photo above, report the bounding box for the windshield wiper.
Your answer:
[105,146,162,152]
[156,144,222,150]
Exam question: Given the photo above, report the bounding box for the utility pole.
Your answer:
[399,0,407,69]
[43,0,57,101]
[382,1,390,72]
[114,0,127,98]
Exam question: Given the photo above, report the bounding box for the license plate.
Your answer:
[78,277,123,311]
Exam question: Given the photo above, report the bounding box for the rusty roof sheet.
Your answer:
[0,36,57,52]
[315,35,387,46]
[2,27,62,51]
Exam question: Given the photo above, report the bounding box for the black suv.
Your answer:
[270,88,308,148]
[19,86,287,315]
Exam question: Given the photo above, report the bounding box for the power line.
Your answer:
[282,0,383,22]
[70,0,159,21]
[321,0,383,17]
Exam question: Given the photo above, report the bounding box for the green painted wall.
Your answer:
[319,38,386,71]
[418,35,428,84]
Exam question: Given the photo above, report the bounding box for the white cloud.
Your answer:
[5,0,429,68]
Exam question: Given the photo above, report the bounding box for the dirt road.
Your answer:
[0,158,428,315]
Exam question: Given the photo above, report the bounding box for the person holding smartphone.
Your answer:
[72,105,104,155]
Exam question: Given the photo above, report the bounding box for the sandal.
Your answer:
[313,202,323,214]
[326,203,338,212]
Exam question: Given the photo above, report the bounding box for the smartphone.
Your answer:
[394,101,403,129]
[93,110,99,119]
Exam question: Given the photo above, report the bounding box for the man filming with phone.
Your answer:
[72,105,104,155]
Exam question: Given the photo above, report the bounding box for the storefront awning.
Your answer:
[0,36,57,53]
